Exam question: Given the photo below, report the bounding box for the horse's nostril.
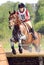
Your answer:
[9,22,10,24]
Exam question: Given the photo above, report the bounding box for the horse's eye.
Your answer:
[9,18,10,21]
[14,17,15,19]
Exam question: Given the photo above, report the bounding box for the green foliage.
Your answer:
[26,3,35,21]
[34,21,44,34]
[0,1,14,40]
[35,0,44,22]
[13,2,19,11]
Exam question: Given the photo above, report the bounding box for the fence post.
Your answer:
[39,56,43,65]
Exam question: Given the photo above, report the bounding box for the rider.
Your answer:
[17,3,36,39]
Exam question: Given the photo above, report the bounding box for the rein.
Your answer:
[22,22,29,33]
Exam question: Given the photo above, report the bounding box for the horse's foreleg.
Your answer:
[18,39,23,53]
[28,44,32,52]
[33,43,40,52]
[36,45,40,52]
[10,38,16,54]
[18,34,26,53]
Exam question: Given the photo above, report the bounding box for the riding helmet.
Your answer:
[18,3,25,8]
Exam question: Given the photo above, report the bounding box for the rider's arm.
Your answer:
[25,10,30,20]
[16,11,19,15]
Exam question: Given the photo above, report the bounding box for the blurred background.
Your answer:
[0,0,44,52]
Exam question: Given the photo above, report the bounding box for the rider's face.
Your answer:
[19,8,24,12]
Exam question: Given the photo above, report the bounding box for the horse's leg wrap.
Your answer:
[11,46,16,54]
[10,38,16,54]
[33,43,40,52]
[35,45,40,52]
[18,39,23,53]
[20,34,26,40]
[10,38,14,47]
[28,45,32,52]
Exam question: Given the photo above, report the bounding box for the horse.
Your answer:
[8,10,42,54]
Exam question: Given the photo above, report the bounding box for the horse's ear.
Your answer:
[9,11,11,14]
[14,10,16,14]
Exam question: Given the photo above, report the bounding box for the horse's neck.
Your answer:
[19,23,28,36]
[16,18,28,35]
[17,17,22,25]
[14,25,19,32]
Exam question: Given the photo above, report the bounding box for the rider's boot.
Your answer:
[29,28,37,39]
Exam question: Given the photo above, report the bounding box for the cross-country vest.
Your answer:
[17,8,30,22]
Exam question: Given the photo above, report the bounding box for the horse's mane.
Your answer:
[15,15,21,25]
[14,25,20,32]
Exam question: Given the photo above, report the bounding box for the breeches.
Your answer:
[26,21,32,28]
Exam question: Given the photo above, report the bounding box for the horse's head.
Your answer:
[9,10,16,29]
[9,10,21,29]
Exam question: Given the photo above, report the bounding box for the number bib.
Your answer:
[20,14,25,21]
[18,10,26,21]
